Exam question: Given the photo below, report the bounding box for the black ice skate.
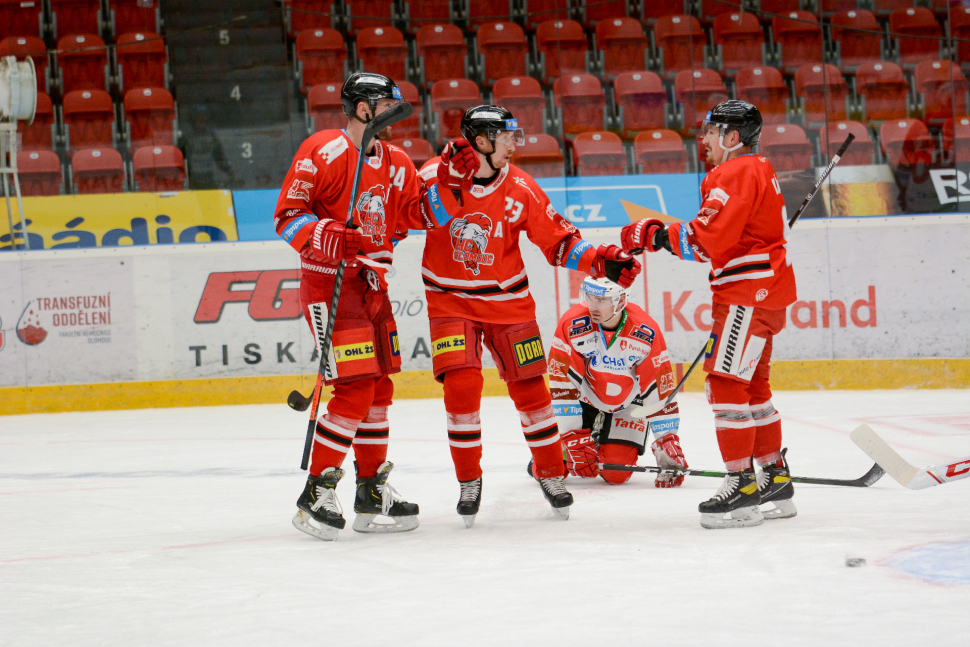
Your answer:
[457,477,482,528]
[538,475,573,520]
[757,448,797,520]
[698,468,764,529]
[292,467,346,541]
[352,461,420,533]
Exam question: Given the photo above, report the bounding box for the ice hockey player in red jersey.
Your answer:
[275,72,420,540]
[546,277,687,486]
[415,105,641,527]
[621,100,797,529]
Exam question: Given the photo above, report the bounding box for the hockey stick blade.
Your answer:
[287,389,311,412]
[600,460,884,487]
[850,424,969,489]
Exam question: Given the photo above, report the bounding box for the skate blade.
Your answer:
[461,514,476,529]
[292,510,340,541]
[762,498,797,520]
[352,513,420,534]
[552,506,570,521]
[700,506,764,529]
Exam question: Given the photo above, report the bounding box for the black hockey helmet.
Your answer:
[341,72,403,118]
[460,105,525,148]
[703,100,763,146]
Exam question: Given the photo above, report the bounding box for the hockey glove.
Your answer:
[438,138,480,205]
[621,218,669,255]
[302,219,362,264]
[651,433,687,488]
[562,429,600,478]
[590,244,642,288]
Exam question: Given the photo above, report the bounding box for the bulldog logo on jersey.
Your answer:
[356,184,388,245]
[449,213,495,275]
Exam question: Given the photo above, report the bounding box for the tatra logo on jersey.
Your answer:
[449,213,495,275]
[356,185,388,245]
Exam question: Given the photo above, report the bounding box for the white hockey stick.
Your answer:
[850,424,970,490]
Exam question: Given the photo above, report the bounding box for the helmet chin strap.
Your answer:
[473,135,501,175]
[718,127,744,164]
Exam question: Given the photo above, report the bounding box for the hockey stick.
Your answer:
[850,424,970,489]
[290,102,414,470]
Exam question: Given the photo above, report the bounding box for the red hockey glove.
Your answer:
[438,138,480,205]
[621,218,668,255]
[562,429,600,478]
[589,244,641,288]
[651,433,687,488]
[302,219,362,264]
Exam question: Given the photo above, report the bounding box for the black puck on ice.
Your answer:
[845,558,866,567]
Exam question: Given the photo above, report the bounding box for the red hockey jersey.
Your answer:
[666,154,796,310]
[415,159,597,324]
[274,129,420,285]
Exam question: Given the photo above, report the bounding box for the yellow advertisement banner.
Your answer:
[2,190,237,250]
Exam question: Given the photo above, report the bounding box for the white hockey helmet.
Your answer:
[580,276,628,316]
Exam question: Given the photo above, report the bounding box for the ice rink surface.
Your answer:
[2,390,968,646]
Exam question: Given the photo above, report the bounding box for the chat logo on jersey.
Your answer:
[449,213,495,275]
[356,184,388,245]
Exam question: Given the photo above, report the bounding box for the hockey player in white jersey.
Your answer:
[542,277,688,486]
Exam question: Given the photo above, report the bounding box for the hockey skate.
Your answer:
[698,468,764,529]
[538,476,573,520]
[757,449,797,519]
[352,461,420,533]
[292,467,346,541]
[457,477,482,528]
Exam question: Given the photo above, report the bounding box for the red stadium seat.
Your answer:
[56,34,110,93]
[916,60,968,127]
[595,17,649,81]
[879,119,936,166]
[699,0,742,25]
[536,19,589,84]
[523,0,569,30]
[133,145,185,192]
[889,8,942,70]
[713,12,766,76]
[72,147,126,194]
[872,0,912,19]
[511,133,565,177]
[62,89,117,155]
[123,86,176,151]
[357,26,408,81]
[950,6,970,65]
[653,15,706,79]
[758,124,813,171]
[402,0,452,34]
[307,82,345,133]
[468,0,515,29]
[942,116,970,162]
[572,131,627,176]
[830,10,881,73]
[390,137,434,168]
[492,76,546,135]
[751,0,800,21]
[578,0,628,29]
[554,73,608,136]
[430,78,482,143]
[614,71,668,138]
[477,22,529,86]
[20,92,55,151]
[295,28,347,93]
[116,32,167,92]
[794,63,848,127]
[107,0,159,36]
[772,11,823,74]
[0,0,45,40]
[417,24,467,88]
[17,150,63,196]
[345,0,394,35]
[819,120,875,165]
[50,0,104,38]
[0,36,49,92]
[285,0,336,35]
[818,0,859,17]
[394,80,423,139]
[675,68,729,132]
[635,129,688,173]
[856,61,909,122]
[735,66,789,125]
[641,0,686,25]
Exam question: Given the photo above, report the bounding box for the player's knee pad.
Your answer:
[506,375,552,413]
[599,443,637,484]
[372,374,394,408]
[327,377,376,421]
[705,372,750,405]
[443,367,484,414]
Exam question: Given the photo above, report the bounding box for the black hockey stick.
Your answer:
[290,102,414,470]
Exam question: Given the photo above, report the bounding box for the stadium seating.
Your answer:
[285,0,336,35]
[595,17,649,81]
[712,12,765,76]
[634,129,688,173]
[402,0,452,34]
[307,82,345,132]
[108,0,160,36]
[123,87,177,151]
[675,68,729,132]
[0,0,45,41]
[879,119,935,166]
[950,7,970,65]
[345,0,394,35]
[654,15,706,79]
[62,89,118,155]
[758,124,813,171]
[133,145,186,191]
[818,0,860,18]
[830,10,881,73]
[641,0,687,25]
[856,61,909,122]
[752,0,800,20]
[477,22,529,86]
[735,66,789,125]
[492,76,546,135]
[523,0,569,30]
[614,71,668,138]
[56,34,110,94]
[873,0,913,19]
[357,27,408,81]
[416,23,467,88]
[395,80,423,139]
[889,8,942,69]
[17,150,63,196]
[820,120,875,165]
[536,19,589,84]
[699,0,741,25]
[554,73,608,136]
[19,92,55,151]
[430,78,482,143]
[72,147,126,193]
[916,60,969,127]
[468,0,516,29]
[390,137,434,168]
[295,28,347,93]
[772,11,823,73]
[572,131,627,176]
[942,116,970,162]
[116,32,168,92]
[0,36,49,92]
[510,133,565,177]
[794,63,848,127]
[50,0,104,39]
[579,0,629,28]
